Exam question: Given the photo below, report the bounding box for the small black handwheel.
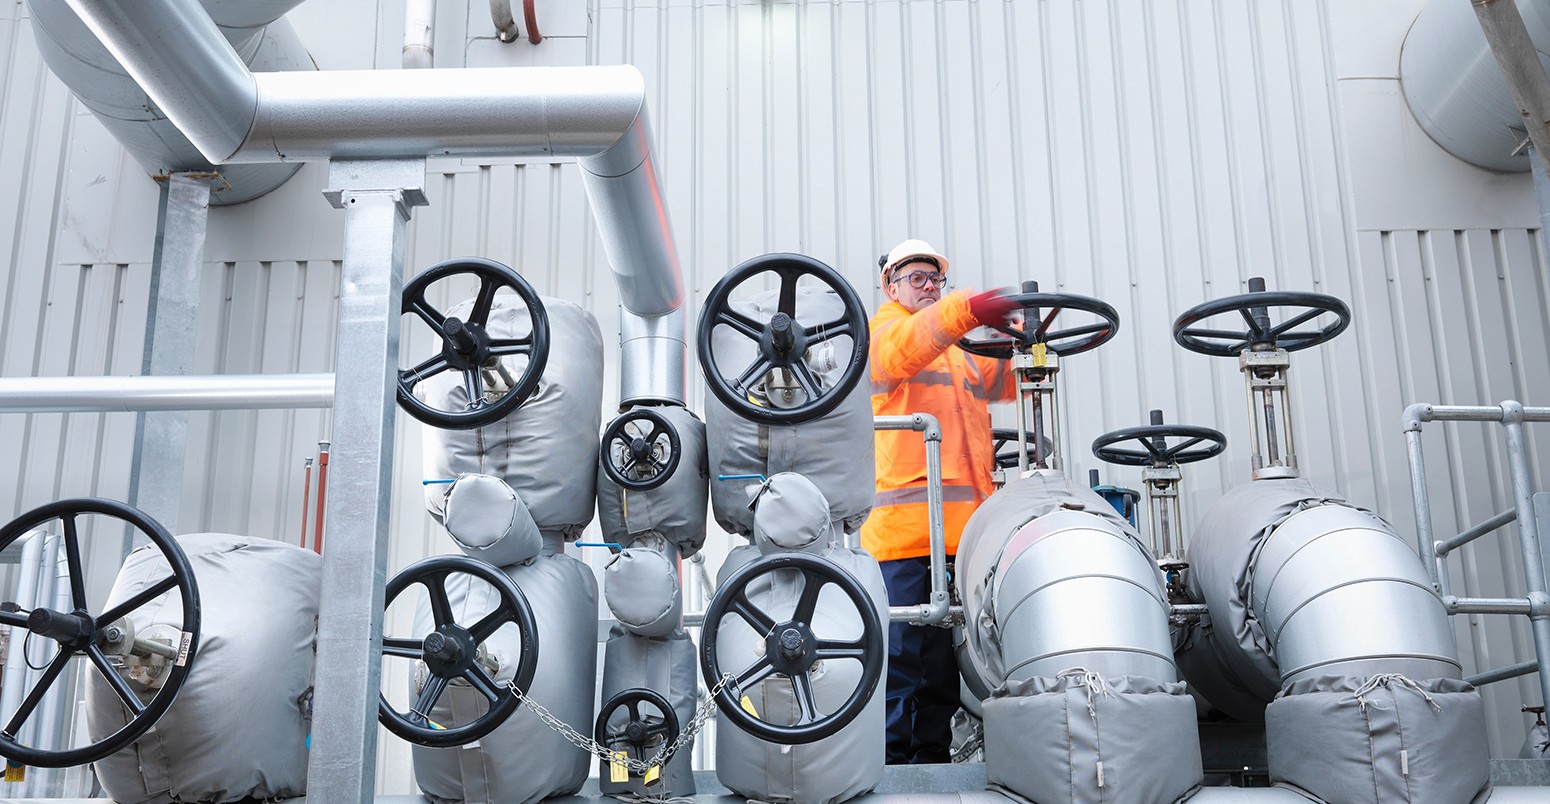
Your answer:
[699,553,883,744]
[698,253,870,425]
[957,291,1120,359]
[1092,414,1227,467]
[594,688,681,767]
[601,408,681,491]
[1172,277,1350,357]
[379,555,539,748]
[991,428,1056,470]
[0,499,201,768]
[399,257,551,430]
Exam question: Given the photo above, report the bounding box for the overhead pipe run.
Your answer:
[0,374,334,412]
[65,0,689,403]
[26,0,314,204]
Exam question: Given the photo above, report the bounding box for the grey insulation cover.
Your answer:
[88,534,320,804]
[596,404,710,557]
[423,295,603,539]
[1265,675,1490,804]
[603,546,682,638]
[1178,478,1353,723]
[412,552,598,804]
[705,286,874,539]
[443,473,542,567]
[713,544,888,804]
[954,471,1151,691]
[598,627,699,798]
[1522,720,1550,758]
[984,673,1202,804]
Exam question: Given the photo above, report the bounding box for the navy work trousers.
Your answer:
[880,556,957,765]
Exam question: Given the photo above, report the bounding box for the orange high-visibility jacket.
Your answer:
[861,292,1016,562]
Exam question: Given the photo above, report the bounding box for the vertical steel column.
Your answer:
[1502,401,1550,710]
[1532,146,1550,261]
[126,173,212,543]
[1404,405,1442,591]
[306,159,427,803]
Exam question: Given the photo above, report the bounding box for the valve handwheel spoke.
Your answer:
[0,498,200,769]
[699,553,883,744]
[1172,278,1350,357]
[379,555,539,748]
[594,688,681,774]
[958,291,1120,359]
[600,408,683,491]
[398,257,551,430]
[1092,421,1227,467]
[698,253,870,425]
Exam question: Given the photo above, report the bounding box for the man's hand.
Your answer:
[967,288,1019,327]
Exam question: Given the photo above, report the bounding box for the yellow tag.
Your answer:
[4,760,25,782]
[740,695,759,718]
[644,765,661,786]
[609,751,628,783]
[1031,342,1048,367]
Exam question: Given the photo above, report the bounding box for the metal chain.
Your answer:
[502,673,736,777]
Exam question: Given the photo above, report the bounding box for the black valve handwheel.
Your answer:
[697,253,870,425]
[0,498,200,768]
[601,408,682,492]
[1092,424,1227,467]
[379,555,539,748]
[699,553,883,744]
[990,428,1057,470]
[957,292,1120,359]
[594,688,680,762]
[399,257,551,430]
[1172,282,1350,357]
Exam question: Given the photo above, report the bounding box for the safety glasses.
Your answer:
[890,269,946,289]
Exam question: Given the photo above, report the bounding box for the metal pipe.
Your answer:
[403,0,435,69]
[523,0,543,45]
[1436,509,1520,557]
[0,532,46,748]
[873,413,948,625]
[1401,0,1550,173]
[488,0,519,42]
[1448,596,1536,616]
[313,441,330,555]
[28,0,310,204]
[66,0,684,314]
[1467,659,1540,687]
[300,457,313,549]
[1503,402,1550,709]
[31,537,72,785]
[0,374,334,412]
[1470,0,1550,176]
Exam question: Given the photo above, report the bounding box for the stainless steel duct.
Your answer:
[1251,504,1462,685]
[65,0,688,402]
[26,0,313,204]
[1400,0,1550,173]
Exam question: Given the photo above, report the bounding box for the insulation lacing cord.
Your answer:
[1347,673,1443,714]
[1056,667,1114,722]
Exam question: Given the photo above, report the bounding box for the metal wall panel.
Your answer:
[2,0,1549,778]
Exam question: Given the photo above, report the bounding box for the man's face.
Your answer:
[884,260,945,313]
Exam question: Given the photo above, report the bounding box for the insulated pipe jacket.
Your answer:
[1181,479,1462,719]
[955,472,1177,700]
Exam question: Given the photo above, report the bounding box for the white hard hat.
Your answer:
[881,239,950,284]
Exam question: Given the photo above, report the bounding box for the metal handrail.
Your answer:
[1405,401,1550,710]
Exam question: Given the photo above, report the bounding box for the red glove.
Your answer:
[967,288,1019,327]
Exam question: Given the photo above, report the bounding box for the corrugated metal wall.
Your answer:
[1,0,1547,779]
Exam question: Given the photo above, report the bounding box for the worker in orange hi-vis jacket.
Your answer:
[861,239,1020,765]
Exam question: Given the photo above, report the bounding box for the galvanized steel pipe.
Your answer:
[874,413,949,625]
[0,374,334,412]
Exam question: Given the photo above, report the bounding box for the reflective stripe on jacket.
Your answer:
[861,292,1015,562]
